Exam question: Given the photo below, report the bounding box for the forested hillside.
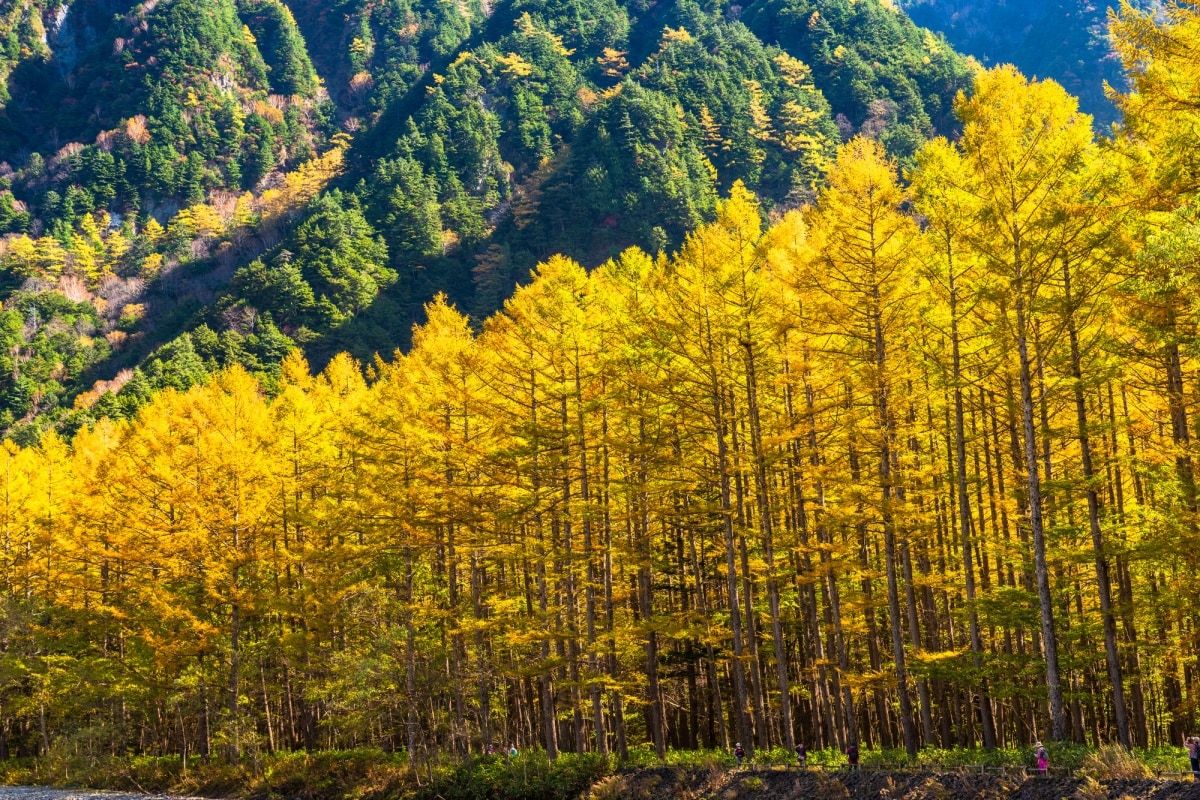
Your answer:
[0,0,969,442]
[1,0,1200,766]
[898,0,1157,125]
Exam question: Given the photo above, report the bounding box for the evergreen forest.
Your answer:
[0,0,973,444]
[0,0,1199,778]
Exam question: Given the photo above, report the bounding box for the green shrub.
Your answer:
[413,751,611,800]
[664,748,735,769]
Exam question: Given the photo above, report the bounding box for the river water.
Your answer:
[0,790,190,800]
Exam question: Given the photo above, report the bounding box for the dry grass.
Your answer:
[1077,745,1153,781]
[902,776,949,800]
[1073,776,1106,800]
[585,775,627,800]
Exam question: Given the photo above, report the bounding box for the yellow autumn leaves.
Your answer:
[5,40,1200,759]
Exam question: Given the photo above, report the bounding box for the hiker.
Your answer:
[846,742,859,771]
[734,742,746,766]
[508,744,518,758]
[795,742,807,769]
[1034,742,1049,775]
[1186,735,1200,780]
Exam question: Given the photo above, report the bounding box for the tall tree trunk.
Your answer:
[229,506,242,764]
[709,353,753,753]
[560,393,586,754]
[805,366,856,749]
[1062,257,1129,747]
[638,416,665,759]
[901,539,934,746]
[742,338,795,753]
[471,553,492,751]
[530,365,558,760]
[599,400,627,760]
[949,269,998,748]
[405,551,420,771]
[1165,340,1198,527]
[872,291,919,758]
[1014,289,1066,741]
[575,361,606,755]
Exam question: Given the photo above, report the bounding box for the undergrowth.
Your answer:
[0,743,1192,799]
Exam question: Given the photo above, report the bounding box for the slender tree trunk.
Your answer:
[405,551,420,770]
[709,346,753,754]
[901,539,934,746]
[559,392,586,754]
[600,403,627,760]
[786,353,837,750]
[948,269,998,748]
[1062,258,1129,747]
[804,368,856,749]
[872,291,919,758]
[1014,288,1066,740]
[471,553,492,751]
[529,365,559,760]
[1165,340,1198,528]
[260,660,276,753]
[229,505,242,764]
[571,359,605,754]
[638,416,665,759]
[742,338,795,753]
[1107,383,1148,745]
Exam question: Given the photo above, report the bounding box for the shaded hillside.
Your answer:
[898,0,1157,125]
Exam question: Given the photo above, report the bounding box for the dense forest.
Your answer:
[1,0,1200,766]
[0,0,969,443]
[898,0,1156,125]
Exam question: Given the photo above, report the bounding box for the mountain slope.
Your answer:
[898,0,1157,125]
[1,0,328,219]
[0,0,971,441]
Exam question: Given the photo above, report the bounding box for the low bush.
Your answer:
[412,752,611,800]
[1,741,1192,799]
[663,747,735,770]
